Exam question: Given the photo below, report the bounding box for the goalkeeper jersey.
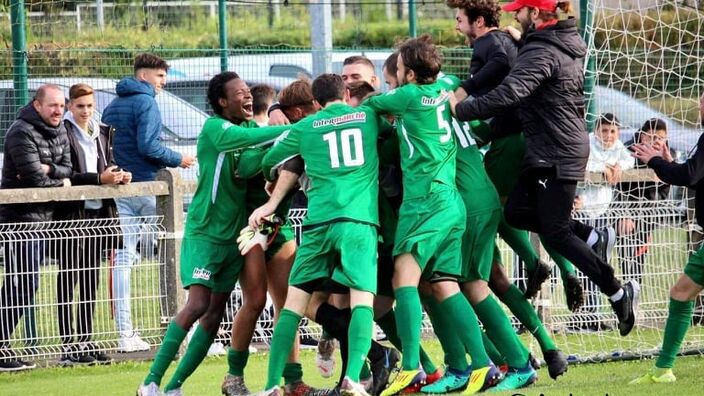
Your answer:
[365,75,461,200]
[262,102,380,227]
[185,116,288,244]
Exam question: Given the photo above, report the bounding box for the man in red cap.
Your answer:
[453,0,641,342]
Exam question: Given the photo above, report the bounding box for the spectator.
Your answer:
[0,84,72,371]
[572,113,634,332]
[102,53,195,352]
[617,118,675,284]
[54,83,132,366]
[250,84,276,127]
[577,113,635,220]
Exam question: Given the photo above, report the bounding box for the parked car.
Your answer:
[165,50,394,112]
[0,78,205,205]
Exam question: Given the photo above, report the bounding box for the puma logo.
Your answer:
[538,178,548,189]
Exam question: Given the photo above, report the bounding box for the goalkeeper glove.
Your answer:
[236,215,284,255]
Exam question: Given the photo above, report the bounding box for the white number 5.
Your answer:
[437,104,452,143]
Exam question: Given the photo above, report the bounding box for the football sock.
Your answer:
[376,309,437,374]
[498,218,539,273]
[439,292,490,368]
[424,295,468,372]
[542,237,577,280]
[164,324,215,391]
[227,348,249,377]
[473,295,529,369]
[346,305,374,382]
[482,330,505,366]
[499,284,557,353]
[266,309,301,389]
[394,286,423,370]
[656,298,694,369]
[144,321,187,386]
[282,362,303,385]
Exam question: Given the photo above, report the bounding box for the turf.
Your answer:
[1,339,702,396]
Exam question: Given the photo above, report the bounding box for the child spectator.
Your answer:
[572,113,634,332]
[617,118,675,284]
[576,113,635,219]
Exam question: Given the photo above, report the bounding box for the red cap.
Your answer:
[502,0,557,12]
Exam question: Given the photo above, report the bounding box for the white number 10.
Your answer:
[323,128,365,168]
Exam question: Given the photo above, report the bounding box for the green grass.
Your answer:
[1,339,703,395]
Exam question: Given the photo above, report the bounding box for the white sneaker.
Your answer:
[207,341,227,356]
[164,389,183,396]
[137,382,162,396]
[248,345,258,353]
[341,376,371,396]
[316,337,336,378]
[118,333,151,353]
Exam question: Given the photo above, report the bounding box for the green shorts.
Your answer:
[290,221,378,294]
[685,245,704,286]
[393,185,466,279]
[460,208,501,282]
[484,133,525,198]
[266,222,295,261]
[180,237,242,294]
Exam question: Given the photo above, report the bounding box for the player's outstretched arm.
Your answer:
[210,120,289,152]
[261,128,301,182]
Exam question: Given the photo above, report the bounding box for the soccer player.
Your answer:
[447,0,569,379]
[341,56,381,89]
[269,55,381,125]
[223,78,324,396]
[255,73,383,396]
[453,0,639,338]
[137,72,288,396]
[628,95,704,384]
[365,35,501,395]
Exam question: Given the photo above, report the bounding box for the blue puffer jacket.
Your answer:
[102,77,182,182]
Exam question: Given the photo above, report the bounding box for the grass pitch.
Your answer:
[1,339,703,396]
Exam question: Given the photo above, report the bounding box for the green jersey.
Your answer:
[365,75,461,200]
[452,118,501,215]
[185,116,288,243]
[263,102,380,227]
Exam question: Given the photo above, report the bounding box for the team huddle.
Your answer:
[134,0,704,395]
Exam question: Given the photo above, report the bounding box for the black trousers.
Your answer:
[56,210,110,345]
[0,235,43,349]
[504,167,622,296]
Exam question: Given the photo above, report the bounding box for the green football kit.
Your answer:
[365,75,466,278]
[262,102,381,293]
[181,116,287,293]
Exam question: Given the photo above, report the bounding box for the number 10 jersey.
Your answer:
[262,102,381,228]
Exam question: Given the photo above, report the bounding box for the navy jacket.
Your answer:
[102,77,181,182]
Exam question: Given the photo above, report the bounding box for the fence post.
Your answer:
[10,0,29,119]
[156,169,186,324]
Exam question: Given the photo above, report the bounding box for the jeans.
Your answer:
[113,196,156,336]
[504,167,622,296]
[0,236,43,349]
